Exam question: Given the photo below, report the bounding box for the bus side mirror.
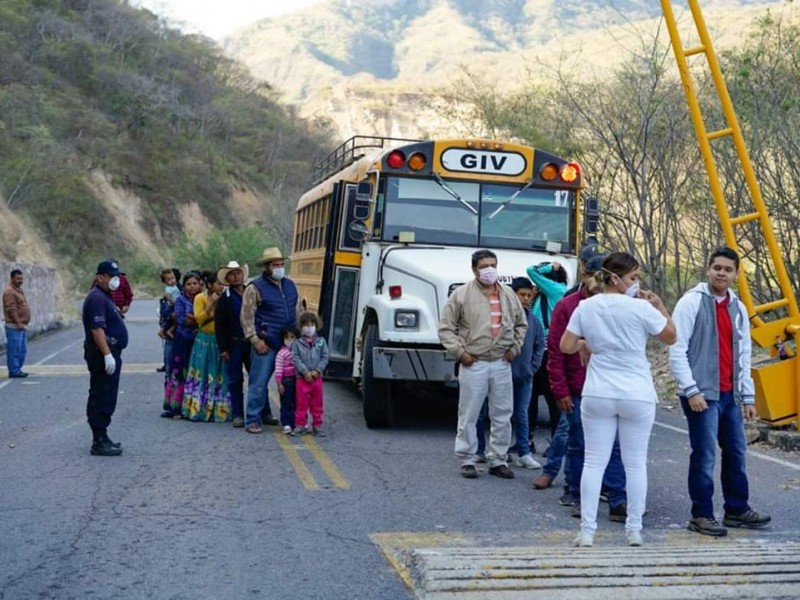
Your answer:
[584,196,599,235]
[356,181,373,203]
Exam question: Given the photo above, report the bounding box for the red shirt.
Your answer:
[715,296,733,392]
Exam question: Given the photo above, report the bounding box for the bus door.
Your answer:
[319,181,370,378]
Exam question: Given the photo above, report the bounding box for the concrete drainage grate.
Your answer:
[407,544,800,599]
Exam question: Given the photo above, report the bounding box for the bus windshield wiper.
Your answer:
[432,173,478,215]
[488,179,534,219]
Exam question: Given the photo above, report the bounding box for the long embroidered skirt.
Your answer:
[181,331,231,422]
[164,330,195,414]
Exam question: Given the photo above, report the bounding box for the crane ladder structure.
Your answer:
[661,0,800,428]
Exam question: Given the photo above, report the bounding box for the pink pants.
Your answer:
[295,376,324,428]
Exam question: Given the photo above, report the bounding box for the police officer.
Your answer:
[82,259,128,456]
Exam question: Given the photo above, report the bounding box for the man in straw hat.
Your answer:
[215,260,250,428]
[240,247,299,434]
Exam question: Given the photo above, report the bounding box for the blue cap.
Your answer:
[96,259,120,276]
[584,254,608,274]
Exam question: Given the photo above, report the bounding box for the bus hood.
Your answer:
[380,245,577,312]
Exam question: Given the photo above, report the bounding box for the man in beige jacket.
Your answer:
[438,249,527,479]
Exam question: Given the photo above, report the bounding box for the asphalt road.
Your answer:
[1,300,799,599]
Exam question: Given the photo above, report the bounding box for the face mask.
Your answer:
[271,267,285,280]
[301,326,316,337]
[478,266,498,285]
[108,276,120,291]
[624,281,640,298]
[165,285,179,298]
[284,338,295,347]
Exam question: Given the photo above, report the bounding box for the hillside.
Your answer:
[0,0,333,297]
[226,0,789,139]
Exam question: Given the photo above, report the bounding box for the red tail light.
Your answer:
[387,150,406,169]
[389,285,402,299]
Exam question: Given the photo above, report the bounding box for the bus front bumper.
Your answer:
[372,348,458,382]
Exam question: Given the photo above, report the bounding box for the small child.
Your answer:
[275,326,299,434]
[291,312,329,436]
[157,268,179,373]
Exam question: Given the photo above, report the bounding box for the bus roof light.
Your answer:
[407,152,427,171]
[389,285,402,299]
[540,163,559,181]
[387,150,406,169]
[560,162,581,183]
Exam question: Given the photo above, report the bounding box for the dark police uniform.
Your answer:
[82,283,128,443]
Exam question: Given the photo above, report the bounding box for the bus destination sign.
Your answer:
[441,148,526,177]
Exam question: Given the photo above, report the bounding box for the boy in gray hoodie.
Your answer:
[669,247,771,537]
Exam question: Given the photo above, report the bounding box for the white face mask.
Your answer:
[108,276,121,291]
[477,266,498,285]
[301,326,316,337]
[624,281,640,298]
[271,267,285,280]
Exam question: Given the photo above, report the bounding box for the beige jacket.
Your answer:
[438,279,527,362]
[3,285,30,328]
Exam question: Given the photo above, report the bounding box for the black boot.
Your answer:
[91,433,122,456]
[99,433,122,449]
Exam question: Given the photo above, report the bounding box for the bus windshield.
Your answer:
[380,177,575,251]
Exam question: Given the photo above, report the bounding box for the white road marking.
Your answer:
[654,419,800,471]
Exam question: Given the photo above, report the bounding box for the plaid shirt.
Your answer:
[110,275,133,311]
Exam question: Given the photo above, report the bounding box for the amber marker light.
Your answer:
[540,163,559,181]
[561,162,581,183]
[387,150,406,169]
[407,152,427,171]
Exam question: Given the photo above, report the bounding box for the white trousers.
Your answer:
[455,359,513,468]
[580,396,655,533]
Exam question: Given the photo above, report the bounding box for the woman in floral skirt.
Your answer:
[162,271,202,417]
[182,271,231,422]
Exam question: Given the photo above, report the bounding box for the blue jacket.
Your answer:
[511,311,545,383]
[251,275,299,351]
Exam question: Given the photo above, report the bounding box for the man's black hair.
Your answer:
[708,246,740,270]
[471,249,497,268]
[10,269,22,278]
[510,276,534,292]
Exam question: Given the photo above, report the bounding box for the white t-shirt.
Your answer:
[565,293,668,402]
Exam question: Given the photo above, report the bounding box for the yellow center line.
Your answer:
[304,435,351,490]
[271,429,320,490]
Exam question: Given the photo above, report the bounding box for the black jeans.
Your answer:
[530,353,560,437]
[86,350,122,438]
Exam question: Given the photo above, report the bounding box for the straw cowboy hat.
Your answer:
[255,247,286,267]
[217,260,249,283]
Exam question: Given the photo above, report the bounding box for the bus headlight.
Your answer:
[394,310,418,328]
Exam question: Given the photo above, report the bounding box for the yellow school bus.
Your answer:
[291,136,593,428]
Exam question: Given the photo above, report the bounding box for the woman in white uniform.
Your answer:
[560,252,676,547]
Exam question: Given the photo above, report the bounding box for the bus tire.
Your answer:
[361,324,393,429]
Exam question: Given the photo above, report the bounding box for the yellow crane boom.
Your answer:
[661,0,800,428]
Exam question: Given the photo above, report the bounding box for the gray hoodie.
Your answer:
[668,283,755,404]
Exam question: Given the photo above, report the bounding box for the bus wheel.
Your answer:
[361,324,394,429]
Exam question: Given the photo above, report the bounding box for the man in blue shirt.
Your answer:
[82,259,129,456]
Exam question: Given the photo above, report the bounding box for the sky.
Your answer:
[133,0,320,39]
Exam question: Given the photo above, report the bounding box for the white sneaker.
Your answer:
[515,454,542,469]
[627,530,643,547]
[573,530,594,547]
[282,425,292,434]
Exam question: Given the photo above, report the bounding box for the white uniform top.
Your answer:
[566,293,667,402]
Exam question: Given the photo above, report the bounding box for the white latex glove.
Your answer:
[103,354,116,375]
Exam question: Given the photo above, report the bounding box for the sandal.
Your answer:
[245,423,262,434]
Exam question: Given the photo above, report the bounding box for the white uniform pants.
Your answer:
[455,359,513,468]
[580,396,655,533]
